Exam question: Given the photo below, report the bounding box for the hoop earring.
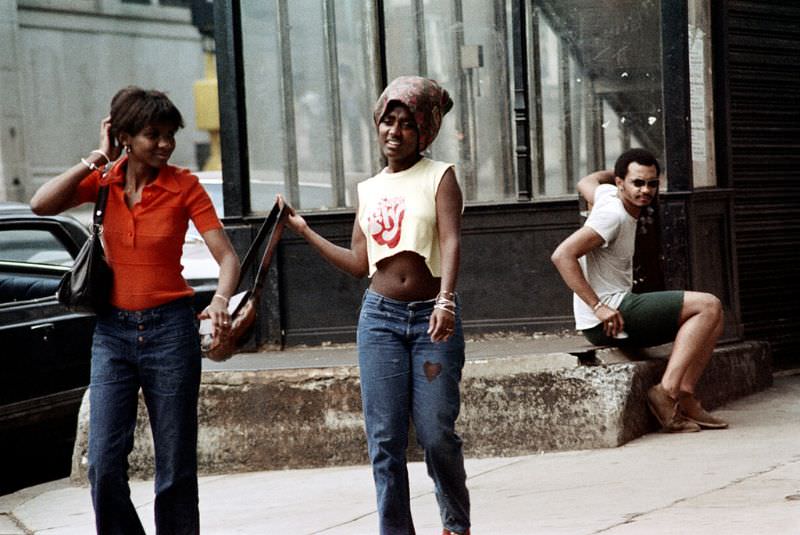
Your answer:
[124,145,131,154]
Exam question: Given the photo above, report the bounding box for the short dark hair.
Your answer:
[109,86,184,141]
[614,148,661,180]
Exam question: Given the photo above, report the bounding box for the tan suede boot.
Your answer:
[647,384,701,433]
[679,392,729,429]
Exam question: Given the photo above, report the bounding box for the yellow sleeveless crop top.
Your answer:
[357,158,454,277]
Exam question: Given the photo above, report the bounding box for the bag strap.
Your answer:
[250,203,288,294]
[92,185,110,232]
[235,200,288,294]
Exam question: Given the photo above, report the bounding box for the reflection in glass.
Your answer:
[384,0,515,202]
[241,3,284,212]
[531,0,664,196]
[242,1,376,211]
[239,0,666,209]
[0,229,74,266]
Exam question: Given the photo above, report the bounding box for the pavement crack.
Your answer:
[308,459,527,533]
[590,457,800,534]
[468,458,529,480]
[309,509,377,534]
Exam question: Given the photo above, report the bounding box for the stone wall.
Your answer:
[71,341,772,483]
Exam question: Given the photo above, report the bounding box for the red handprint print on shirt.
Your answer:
[368,197,405,248]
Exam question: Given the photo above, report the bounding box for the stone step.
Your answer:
[70,341,772,483]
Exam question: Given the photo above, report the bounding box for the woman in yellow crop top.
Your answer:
[280,76,470,535]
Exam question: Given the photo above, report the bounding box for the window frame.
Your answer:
[19,0,191,21]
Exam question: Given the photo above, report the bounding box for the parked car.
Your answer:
[0,201,214,495]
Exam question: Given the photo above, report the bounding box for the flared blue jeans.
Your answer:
[357,289,470,535]
[88,297,201,535]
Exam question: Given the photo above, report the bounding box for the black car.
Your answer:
[0,202,213,495]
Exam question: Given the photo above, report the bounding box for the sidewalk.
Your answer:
[2,372,798,534]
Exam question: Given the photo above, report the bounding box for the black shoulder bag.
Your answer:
[57,185,113,313]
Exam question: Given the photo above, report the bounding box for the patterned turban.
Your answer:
[373,76,454,153]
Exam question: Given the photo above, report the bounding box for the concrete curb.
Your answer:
[70,341,771,483]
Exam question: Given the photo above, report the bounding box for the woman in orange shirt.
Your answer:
[280,76,470,535]
[31,86,239,535]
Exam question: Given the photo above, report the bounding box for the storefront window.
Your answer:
[384,0,515,202]
[241,3,283,210]
[530,1,665,195]
[238,0,667,210]
[242,1,376,212]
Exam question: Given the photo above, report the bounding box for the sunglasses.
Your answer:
[630,179,660,188]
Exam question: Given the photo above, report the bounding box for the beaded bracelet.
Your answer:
[434,290,457,316]
[434,303,456,316]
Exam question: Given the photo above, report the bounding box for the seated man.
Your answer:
[551,148,728,433]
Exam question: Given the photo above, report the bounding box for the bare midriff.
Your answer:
[370,251,440,302]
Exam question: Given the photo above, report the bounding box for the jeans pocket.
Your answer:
[360,297,392,321]
[361,308,389,323]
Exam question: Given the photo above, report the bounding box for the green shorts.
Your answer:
[582,290,684,348]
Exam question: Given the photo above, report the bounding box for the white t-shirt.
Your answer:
[573,184,638,330]
[356,158,454,277]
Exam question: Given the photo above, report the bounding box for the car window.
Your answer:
[0,229,74,266]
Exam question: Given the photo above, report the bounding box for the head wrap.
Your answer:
[373,76,454,153]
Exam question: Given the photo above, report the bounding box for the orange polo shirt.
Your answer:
[76,157,222,311]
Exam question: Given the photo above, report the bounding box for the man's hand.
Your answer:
[595,303,624,337]
[577,169,616,208]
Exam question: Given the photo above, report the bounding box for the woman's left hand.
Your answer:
[199,299,232,339]
[99,116,123,162]
[428,308,455,343]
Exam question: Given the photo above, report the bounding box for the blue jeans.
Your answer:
[88,297,201,535]
[357,289,470,535]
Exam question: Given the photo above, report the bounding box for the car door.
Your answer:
[0,220,94,431]
[0,216,98,493]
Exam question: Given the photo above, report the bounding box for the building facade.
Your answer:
[0,0,206,202]
[208,0,798,369]
[6,1,794,367]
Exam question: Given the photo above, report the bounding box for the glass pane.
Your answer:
[532,0,665,195]
[334,2,379,206]
[289,1,334,209]
[538,18,564,194]
[571,55,586,182]
[0,229,74,266]
[384,0,515,202]
[241,2,285,213]
[242,1,375,211]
